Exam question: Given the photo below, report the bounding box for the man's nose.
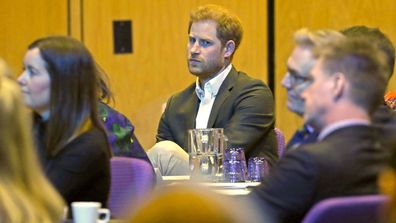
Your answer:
[17,72,27,85]
[190,42,200,54]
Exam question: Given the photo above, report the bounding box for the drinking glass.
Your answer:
[248,157,269,182]
[223,148,248,182]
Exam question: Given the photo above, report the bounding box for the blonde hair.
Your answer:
[128,185,264,223]
[0,58,12,78]
[294,28,345,49]
[0,61,64,222]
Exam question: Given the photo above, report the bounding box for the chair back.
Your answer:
[109,157,155,218]
[274,128,285,158]
[302,195,389,223]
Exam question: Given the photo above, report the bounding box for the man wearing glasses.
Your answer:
[282,29,343,150]
[252,31,389,223]
[283,27,396,151]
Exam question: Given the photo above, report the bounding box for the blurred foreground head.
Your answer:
[0,59,64,222]
[0,58,12,78]
[128,185,265,223]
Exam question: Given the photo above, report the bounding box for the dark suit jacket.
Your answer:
[156,67,278,165]
[286,104,396,152]
[251,125,388,223]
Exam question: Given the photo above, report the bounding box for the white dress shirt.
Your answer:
[195,64,232,129]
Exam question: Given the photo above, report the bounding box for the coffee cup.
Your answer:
[71,202,110,223]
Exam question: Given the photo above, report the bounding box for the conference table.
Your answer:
[64,177,259,222]
[160,175,261,196]
[64,220,125,223]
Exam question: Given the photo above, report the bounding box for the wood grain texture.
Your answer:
[0,0,68,77]
[69,0,82,40]
[5,0,393,149]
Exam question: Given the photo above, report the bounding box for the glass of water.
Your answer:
[223,148,248,182]
[248,157,269,182]
[188,128,226,181]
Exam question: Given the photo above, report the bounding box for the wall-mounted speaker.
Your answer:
[113,20,133,54]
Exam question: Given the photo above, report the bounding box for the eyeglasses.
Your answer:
[287,71,313,87]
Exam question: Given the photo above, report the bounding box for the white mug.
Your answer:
[72,202,110,223]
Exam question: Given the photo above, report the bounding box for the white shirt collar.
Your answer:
[39,110,50,121]
[195,64,232,101]
[317,119,370,141]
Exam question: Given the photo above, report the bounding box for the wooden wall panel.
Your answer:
[82,0,268,149]
[276,0,396,141]
[3,0,395,150]
[69,0,82,40]
[0,0,68,76]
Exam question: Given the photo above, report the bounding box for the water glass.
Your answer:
[188,128,226,181]
[223,148,248,182]
[248,157,269,182]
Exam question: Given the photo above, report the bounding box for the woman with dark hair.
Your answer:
[17,36,111,208]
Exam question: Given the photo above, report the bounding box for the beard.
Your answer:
[187,59,225,81]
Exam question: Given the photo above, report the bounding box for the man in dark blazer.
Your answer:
[343,26,396,153]
[157,68,276,162]
[285,26,396,151]
[251,32,389,223]
[149,4,276,175]
[282,29,344,150]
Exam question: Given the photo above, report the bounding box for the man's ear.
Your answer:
[224,40,236,58]
[332,72,346,100]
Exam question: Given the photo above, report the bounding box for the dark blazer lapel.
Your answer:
[207,67,237,127]
[181,85,199,129]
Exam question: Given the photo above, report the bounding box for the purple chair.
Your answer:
[274,128,285,158]
[109,157,155,218]
[302,195,389,223]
